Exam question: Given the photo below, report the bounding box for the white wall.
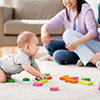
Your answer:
[86,0,100,19]
[0,0,4,6]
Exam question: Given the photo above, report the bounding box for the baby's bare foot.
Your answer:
[38,55,53,61]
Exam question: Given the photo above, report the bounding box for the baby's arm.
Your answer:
[34,66,41,73]
[21,64,47,79]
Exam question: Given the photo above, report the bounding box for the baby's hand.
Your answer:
[39,73,47,79]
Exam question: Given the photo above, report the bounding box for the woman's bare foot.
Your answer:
[38,55,53,61]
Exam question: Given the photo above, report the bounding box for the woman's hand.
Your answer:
[65,40,79,52]
[41,26,50,45]
[89,52,100,64]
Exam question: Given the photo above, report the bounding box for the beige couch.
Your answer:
[0,0,100,48]
[0,0,64,47]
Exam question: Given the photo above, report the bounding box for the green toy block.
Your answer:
[63,74,69,77]
[78,80,93,86]
[23,78,30,81]
[99,67,100,70]
[44,73,50,76]
[7,78,15,82]
[81,78,91,81]
[37,79,48,84]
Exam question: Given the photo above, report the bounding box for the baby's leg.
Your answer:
[0,69,6,83]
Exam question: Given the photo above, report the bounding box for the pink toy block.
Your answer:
[50,86,59,91]
[33,82,43,86]
[71,76,79,80]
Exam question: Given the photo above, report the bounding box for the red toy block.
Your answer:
[50,86,59,91]
[65,79,78,84]
[33,82,43,86]
[59,77,74,80]
[47,76,52,80]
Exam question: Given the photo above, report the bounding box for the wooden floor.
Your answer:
[0,46,19,57]
[0,46,48,58]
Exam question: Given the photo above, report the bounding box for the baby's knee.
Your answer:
[0,79,6,83]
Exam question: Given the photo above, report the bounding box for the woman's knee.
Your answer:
[63,29,75,42]
[53,50,64,64]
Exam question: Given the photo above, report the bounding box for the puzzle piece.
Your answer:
[33,82,43,86]
[7,78,15,82]
[44,73,50,76]
[23,81,35,85]
[23,78,30,81]
[81,78,91,81]
[78,80,93,86]
[59,77,74,80]
[63,75,69,77]
[65,79,78,84]
[37,79,48,84]
[50,86,59,91]
[47,76,52,80]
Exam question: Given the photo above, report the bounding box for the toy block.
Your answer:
[81,78,91,81]
[71,76,78,80]
[50,86,59,91]
[98,86,100,91]
[99,67,100,70]
[59,77,74,80]
[65,79,78,84]
[63,75,69,77]
[23,81,35,85]
[44,73,50,76]
[33,82,43,86]
[37,79,48,84]
[47,76,52,80]
[7,78,15,82]
[23,78,30,81]
[78,80,93,86]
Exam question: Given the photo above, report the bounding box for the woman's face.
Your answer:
[62,0,77,10]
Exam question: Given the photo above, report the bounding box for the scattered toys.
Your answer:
[78,80,93,86]
[23,81,35,85]
[44,73,50,76]
[81,78,91,81]
[47,76,52,80]
[37,79,48,84]
[63,74,69,77]
[7,78,15,82]
[65,79,78,84]
[50,86,59,91]
[23,78,30,81]
[33,82,43,86]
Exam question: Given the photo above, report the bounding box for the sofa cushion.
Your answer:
[12,0,64,19]
[4,19,64,35]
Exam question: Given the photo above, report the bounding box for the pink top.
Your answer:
[43,3,99,41]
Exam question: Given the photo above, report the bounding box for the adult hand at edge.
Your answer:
[89,52,100,64]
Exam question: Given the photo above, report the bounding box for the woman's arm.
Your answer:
[66,33,93,52]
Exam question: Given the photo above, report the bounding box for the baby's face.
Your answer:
[29,36,39,56]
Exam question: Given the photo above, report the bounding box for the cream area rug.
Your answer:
[0,47,100,100]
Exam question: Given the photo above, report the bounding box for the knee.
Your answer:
[0,79,6,83]
[53,50,64,64]
[63,29,74,42]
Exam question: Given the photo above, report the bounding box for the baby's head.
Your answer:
[17,31,39,56]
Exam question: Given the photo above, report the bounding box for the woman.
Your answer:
[40,0,99,66]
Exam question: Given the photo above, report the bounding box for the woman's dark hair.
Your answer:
[61,0,87,21]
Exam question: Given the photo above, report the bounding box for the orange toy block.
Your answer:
[47,76,52,80]
[65,79,78,84]
[59,77,74,80]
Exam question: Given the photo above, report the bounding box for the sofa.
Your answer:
[0,0,100,47]
[0,0,64,46]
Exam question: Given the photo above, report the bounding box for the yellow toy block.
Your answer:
[63,74,69,77]
[37,79,48,84]
[78,80,93,86]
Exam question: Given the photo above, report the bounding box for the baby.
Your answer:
[0,31,47,83]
